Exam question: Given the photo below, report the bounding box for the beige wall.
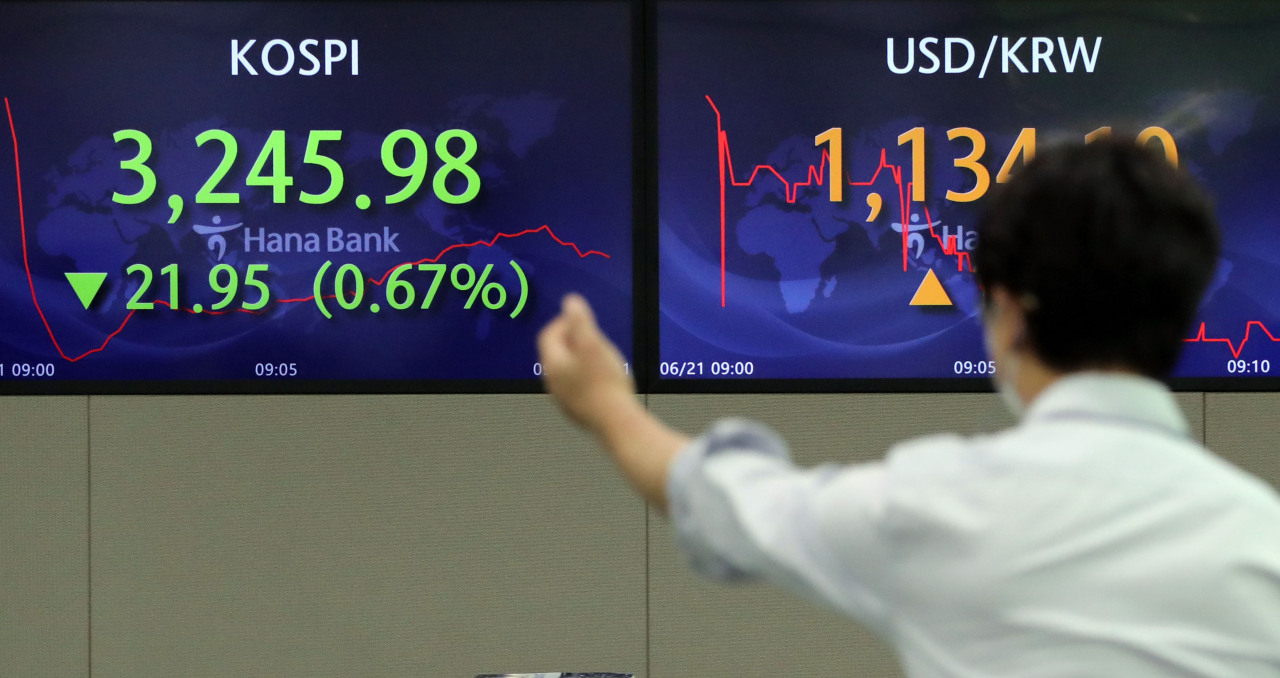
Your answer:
[1,392,1274,677]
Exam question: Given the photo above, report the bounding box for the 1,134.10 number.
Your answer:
[815,125,1177,204]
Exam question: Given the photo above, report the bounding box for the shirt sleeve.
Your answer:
[666,418,894,630]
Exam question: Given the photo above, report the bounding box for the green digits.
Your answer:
[334,264,364,310]
[245,130,294,203]
[112,130,156,205]
[125,263,154,309]
[299,130,344,204]
[433,129,480,204]
[386,265,415,310]
[242,264,270,310]
[195,129,240,204]
[209,264,238,310]
[381,130,428,204]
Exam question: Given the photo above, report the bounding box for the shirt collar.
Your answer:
[1023,371,1190,438]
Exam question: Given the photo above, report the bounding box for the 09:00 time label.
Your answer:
[1,363,57,377]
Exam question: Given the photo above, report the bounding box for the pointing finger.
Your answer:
[561,293,602,347]
[537,313,572,369]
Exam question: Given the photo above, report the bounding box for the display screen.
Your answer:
[7,1,1279,394]
[0,1,634,392]
[655,1,1280,389]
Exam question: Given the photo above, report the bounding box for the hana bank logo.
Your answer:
[890,214,976,259]
[192,215,243,261]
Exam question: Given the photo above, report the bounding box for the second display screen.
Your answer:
[655,1,1280,387]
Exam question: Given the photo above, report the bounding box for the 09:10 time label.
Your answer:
[1226,359,1271,374]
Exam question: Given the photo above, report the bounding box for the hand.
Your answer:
[537,293,636,435]
[538,293,688,512]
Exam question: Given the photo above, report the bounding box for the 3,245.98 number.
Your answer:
[112,128,481,209]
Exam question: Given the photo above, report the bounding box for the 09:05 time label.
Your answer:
[255,362,297,377]
[954,360,996,375]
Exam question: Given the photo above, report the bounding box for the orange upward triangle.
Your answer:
[910,269,953,306]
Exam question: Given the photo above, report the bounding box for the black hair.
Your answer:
[973,139,1220,378]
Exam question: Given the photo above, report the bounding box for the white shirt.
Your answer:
[667,373,1280,678]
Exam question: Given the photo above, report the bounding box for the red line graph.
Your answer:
[707,95,970,308]
[1184,321,1280,359]
[366,225,608,286]
[5,97,608,363]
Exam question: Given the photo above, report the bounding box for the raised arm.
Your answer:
[537,294,689,512]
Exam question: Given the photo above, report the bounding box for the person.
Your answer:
[536,140,1280,677]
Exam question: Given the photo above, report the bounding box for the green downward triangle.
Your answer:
[65,272,107,310]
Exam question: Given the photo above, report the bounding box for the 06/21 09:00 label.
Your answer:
[659,361,755,377]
